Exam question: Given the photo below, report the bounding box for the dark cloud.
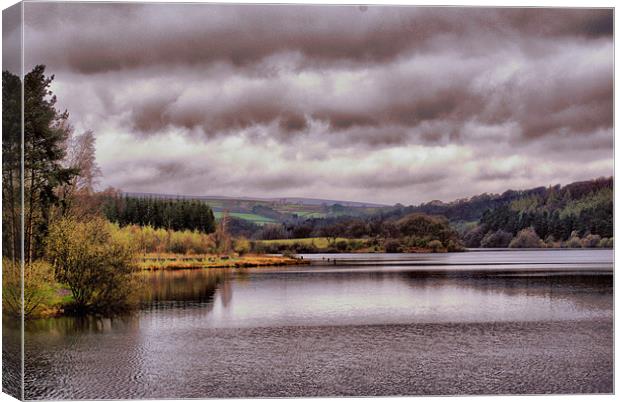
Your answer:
[20,3,613,203]
[518,74,613,140]
[313,111,378,131]
[24,5,612,73]
[278,113,308,133]
[24,4,613,145]
[130,94,178,133]
[105,160,211,190]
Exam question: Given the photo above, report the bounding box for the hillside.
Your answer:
[460,177,613,247]
[118,177,612,248]
[411,177,612,223]
[124,192,387,225]
[260,176,613,248]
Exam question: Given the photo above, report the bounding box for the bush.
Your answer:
[509,227,544,248]
[2,259,61,318]
[121,225,215,254]
[395,213,459,245]
[581,234,601,248]
[233,237,251,255]
[544,235,560,248]
[384,239,402,253]
[428,240,444,253]
[256,224,288,240]
[46,217,141,314]
[599,237,613,248]
[446,240,464,252]
[480,230,513,248]
[563,235,583,248]
[463,225,486,248]
[2,259,21,317]
[347,239,366,251]
[335,240,349,252]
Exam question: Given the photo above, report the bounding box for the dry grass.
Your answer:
[138,253,309,270]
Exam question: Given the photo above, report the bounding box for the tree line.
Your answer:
[3,65,138,317]
[463,179,613,248]
[245,212,464,253]
[224,177,613,251]
[102,195,216,234]
[412,176,612,223]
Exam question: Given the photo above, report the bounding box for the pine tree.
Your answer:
[2,70,22,262]
[23,65,77,262]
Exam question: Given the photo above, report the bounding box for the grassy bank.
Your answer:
[254,237,461,253]
[260,237,350,248]
[3,253,309,319]
[138,253,310,270]
[3,259,73,319]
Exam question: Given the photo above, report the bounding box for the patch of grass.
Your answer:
[138,253,309,270]
[213,211,277,225]
[203,200,225,208]
[293,211,327,218]
[259,237,351,248]
[3,259,73,318]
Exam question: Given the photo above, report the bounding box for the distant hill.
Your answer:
[124,192,386,208]
[411,177,613,224]
[120,177,612,246]
[276,176,613,247]
[123,192,388,225]
[268,197,387,208]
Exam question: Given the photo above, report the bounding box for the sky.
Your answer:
[18,3,613,205]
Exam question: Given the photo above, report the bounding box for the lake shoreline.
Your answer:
[138,253,310,270]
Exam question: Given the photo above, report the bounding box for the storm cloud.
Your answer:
[19,3,613,204]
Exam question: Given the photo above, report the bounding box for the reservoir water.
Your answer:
[19,249,613,398]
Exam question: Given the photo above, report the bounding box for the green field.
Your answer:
[292,211,327,218]
[213,211,277,225]
[202,195,385,226]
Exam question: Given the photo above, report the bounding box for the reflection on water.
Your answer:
[134,251,612,328]
[141,269,229,310]
[2,317,22,398]
[23,249,613,399]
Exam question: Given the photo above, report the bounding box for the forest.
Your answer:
[103,195,216,233]
[185,177,613,251]
[96,175,613,254]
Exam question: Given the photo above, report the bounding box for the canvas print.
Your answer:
[2,2,614,400]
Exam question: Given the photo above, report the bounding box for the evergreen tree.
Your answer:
[23,65,77,262]
[2,70,22,262]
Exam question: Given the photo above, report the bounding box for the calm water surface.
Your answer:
[22,249,613,399]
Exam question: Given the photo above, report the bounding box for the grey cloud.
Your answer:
[20,4,613,203]
[2,3,22,75]
[278,113,309,133]
[25,4,613,150]
[349,170,449,190]
[247,172,316,192]
[105,160,210,190]
[130,94,179,133]
[24,5,612,74]
[476,166,532,182]
[127,79,296,136]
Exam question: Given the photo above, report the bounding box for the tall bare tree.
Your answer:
[57,128,102,216]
